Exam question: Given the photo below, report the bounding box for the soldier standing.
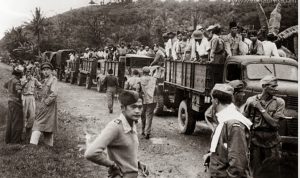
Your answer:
[102,69,119,113]
[140,67,157,139]
[243,75,285,175]
[30,62,58,147]
[4,66,24,144]
[204,84,252,178]
[85,90,148,178]
[21,67,42,141]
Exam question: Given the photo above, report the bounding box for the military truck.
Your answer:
[162,55,298,143]
[96,54,154,91]
[49,49,75,81]
[77,57,102,89]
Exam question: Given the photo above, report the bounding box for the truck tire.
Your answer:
[86,75,92,89]
[154,95,164,116]
[96,78,102,92]
[178,100,196,135]
[77,73,83,86]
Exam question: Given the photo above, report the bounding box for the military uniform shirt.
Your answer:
[85,114,139,174]
[244,94,285,148]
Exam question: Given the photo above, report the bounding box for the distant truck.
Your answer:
[162,55,298,143]
[49,49,75,81]
[96,54,154,91]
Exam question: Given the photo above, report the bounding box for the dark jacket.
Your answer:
[210,120,250,178]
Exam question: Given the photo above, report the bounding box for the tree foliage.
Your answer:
[0,0,298,56]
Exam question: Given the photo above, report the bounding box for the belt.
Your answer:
[22,94,35,96]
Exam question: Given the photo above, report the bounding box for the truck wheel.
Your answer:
[178,100,196,135]
[86,76,92,89]
[96,79,102,92]
[154,95,164,116]
[77,73,83,86]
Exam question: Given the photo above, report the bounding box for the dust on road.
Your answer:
[57,78,212,178]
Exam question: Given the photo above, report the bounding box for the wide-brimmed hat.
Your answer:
[41,62,53,70]
[192,30,203,40]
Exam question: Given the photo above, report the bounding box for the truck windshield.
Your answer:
[247,64,298,81]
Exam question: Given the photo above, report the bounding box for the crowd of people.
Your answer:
[3,20,295,178]
[5,61,58,147]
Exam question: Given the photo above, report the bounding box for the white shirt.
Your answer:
[262,41,279,57]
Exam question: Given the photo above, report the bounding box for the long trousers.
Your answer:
[250,143,280,176]
[106,87,116,111]
[141,103,156,135]
[22,95,36,129]
[30,130,54,146]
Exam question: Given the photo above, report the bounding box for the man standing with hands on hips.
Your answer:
[85,90,148,178]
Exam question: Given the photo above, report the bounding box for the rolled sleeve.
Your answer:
[85,122,119,167]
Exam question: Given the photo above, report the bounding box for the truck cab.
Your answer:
[224,56,298,138]
[163,55,298,143]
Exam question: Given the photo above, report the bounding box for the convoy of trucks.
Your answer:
[44,50,298,147]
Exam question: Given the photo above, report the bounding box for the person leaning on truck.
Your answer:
[124,69,141,94]
[102,69,119,114]
[85,90,148,178]
[140,66,157,139]
[243,75,285,176]
[203,83,252,178]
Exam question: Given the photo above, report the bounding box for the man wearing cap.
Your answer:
[21,67,42,141]
[30,62,58,147]
[206,24,226,64]
[205,80,247,131]
[190,29,210,62]
[171,31,182,60]
[85,90,148,178]
[224,21,242,57]
[243,75,285,175]
[4,66,24,144]
[140,66,157,139]
[165,32,176,59]
[103,69,119,113]
[204,83,252,178]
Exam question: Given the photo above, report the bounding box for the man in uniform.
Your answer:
[243,75,285,175]
[224,21,242,57]
[85,90,148,178]
[140,66,157,139]
[4,65,24,144]
[205,80,247,131]
[204,84,252,178]
[30,62,58,147]
[102,69,119,113]
[21,67,42,141]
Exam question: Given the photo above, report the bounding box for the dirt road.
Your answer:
[57,76,212,178]
[0,62,212,178]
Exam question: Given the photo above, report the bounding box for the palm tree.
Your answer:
[28,7,46,55]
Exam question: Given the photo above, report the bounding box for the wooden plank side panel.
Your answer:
[166,61,171,82]
[194,65,207,92]
[176,62,182,84]
[185,63,192,87]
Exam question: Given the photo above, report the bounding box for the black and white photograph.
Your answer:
[0,0,298,177]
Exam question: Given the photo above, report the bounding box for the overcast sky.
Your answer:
[0,0,94,39]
